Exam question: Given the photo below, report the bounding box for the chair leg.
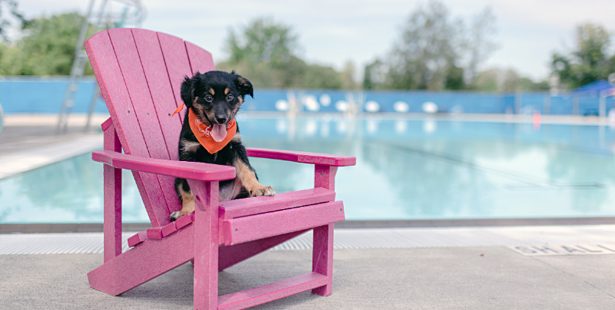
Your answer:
[191,180,220,310]
[312,223,334,296]
[194,244,218,310]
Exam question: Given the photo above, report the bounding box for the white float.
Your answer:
[275,99,289,111]
[365,100,380,113]
[393,101,409,113]
[336,100,349,112]
[422,101,438,114]
[320,94,331,106]
[304,96,320,112]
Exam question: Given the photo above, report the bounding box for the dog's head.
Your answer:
[180,71,253,139]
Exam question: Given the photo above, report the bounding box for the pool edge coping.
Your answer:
[0,133,102,180]
[4,217,615,233]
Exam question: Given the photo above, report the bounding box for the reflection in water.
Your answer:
[2,117,615,223]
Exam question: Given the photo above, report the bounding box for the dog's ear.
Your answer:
[233,72,254,98]
[181,72,205,107]
[180,75,195,107]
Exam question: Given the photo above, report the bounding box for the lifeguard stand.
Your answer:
[56,0,145,133]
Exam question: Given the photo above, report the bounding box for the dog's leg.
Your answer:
[170,178,196,221]
[233,157,275,197]
[220,178,244,201]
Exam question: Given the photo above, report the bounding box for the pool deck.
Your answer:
[3,226,615,309]
[0,114,107,179]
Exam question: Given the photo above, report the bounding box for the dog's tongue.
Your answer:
[211,124,227,142]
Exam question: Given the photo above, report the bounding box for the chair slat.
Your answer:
[85,31,166,226]
[218,272,328,310]
[157,32,196,125]
[132,29,184,160]
[86,29,218,227]
[108,29,178,220]
[127,231,146,248]
[186,41,215,74]
[222,201,345,245]
[220,187,335,219]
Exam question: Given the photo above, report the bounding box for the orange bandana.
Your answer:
[188,109,237,154]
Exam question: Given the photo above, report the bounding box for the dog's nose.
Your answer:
[215,115,227,124]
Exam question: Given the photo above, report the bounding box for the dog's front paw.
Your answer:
[169,211,186,221]
[249,185,275,197]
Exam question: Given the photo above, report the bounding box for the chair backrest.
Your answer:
[85,28,215,227]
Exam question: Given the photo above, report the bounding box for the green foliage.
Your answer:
[364,0,497,91]
[0,12,92,76]
[362,59,386,90]
[339,61,358,90]
[445,64,465,90]
[225,17,299,66]
[219,17,347,89]
[473,67,548,92]
[386,0,462,90]
[551,23,614,89]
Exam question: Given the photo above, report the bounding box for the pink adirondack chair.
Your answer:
[85,28,356,309]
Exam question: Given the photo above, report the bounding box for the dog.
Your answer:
[170,71,275,221]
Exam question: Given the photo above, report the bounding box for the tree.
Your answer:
[366,0,497,91]
[302,63,343,89]
[1,12,89,75]
[219,17,344,89]
[362,59,386,90]
[225,17,299,66]
[0,0,26,42]
[386,0,461,90]
[463,7,497,86]
[551,23,614,89]
[340,60,358,90]
[474,67,548,92]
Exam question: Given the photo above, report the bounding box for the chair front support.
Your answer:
[188,179,220,309]
[103,122,122,262]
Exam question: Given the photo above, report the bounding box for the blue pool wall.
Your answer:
[1,77,614,115]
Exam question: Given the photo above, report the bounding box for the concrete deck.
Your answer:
[0,114,106,179]
[3,246,615,309]
[3,227,615,309]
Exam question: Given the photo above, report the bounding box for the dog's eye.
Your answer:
[204,94,213,103]
[226,94,234,102]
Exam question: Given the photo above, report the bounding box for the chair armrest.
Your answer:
[92,150,236,181]
[246,148,356,167]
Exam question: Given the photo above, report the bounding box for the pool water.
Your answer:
[3,116,615,223]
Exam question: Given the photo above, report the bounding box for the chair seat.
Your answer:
[128,187,337,247]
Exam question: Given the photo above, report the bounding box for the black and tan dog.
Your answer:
[170,71,274,221]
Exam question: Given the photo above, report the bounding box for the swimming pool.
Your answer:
[2,115,615,223]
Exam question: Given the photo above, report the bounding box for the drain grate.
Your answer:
[509,244,615,256]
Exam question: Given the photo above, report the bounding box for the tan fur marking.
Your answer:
[238,96,244,104]
[220,178,243,201]
[171,183,195,219]
[232,133,241,142]
[234,159,260,190]
[233,158,274,197]
[224,87,230,95]
[181,139,201,153]
[208,88,215,95]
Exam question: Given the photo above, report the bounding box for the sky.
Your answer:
[15,0,615,80]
